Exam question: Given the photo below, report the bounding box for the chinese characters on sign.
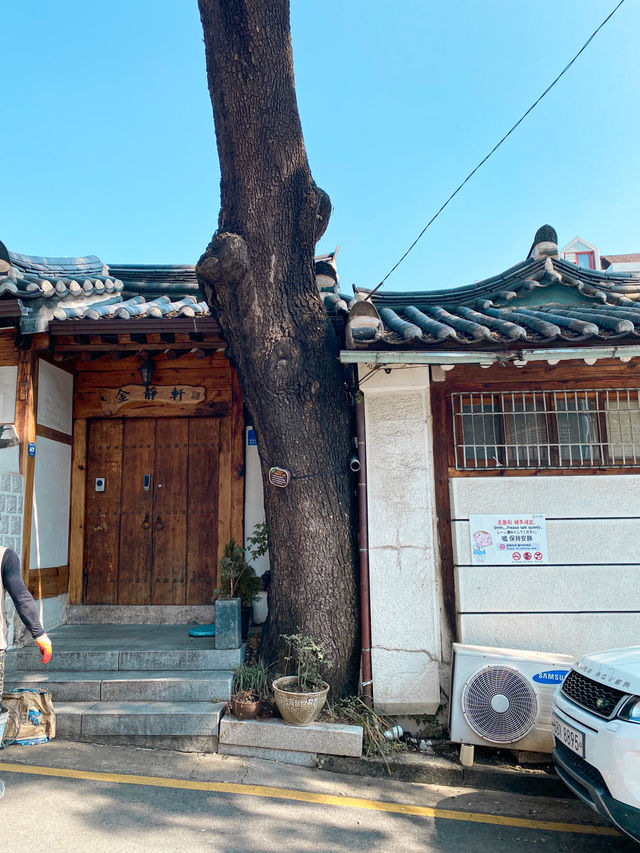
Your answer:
[468,514,549,565]
[97,385,206,415]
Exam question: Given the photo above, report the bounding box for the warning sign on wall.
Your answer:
[468,514,548,565]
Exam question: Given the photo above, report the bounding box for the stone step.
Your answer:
[55,701,226,753]
[6,646,244,673]
[65,605,213,625]
[219,717,364,766]
[4,670,233,703]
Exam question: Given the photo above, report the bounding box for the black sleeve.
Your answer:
[1,548,45,639]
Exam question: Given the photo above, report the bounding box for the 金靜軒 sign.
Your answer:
[468,514,548,565]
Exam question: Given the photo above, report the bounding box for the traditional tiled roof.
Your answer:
[0,240,343,336]
[342,228,640,350]
[601,253,640,269]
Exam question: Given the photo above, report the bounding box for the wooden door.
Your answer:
[152,419,188,605]
[84,420,123,604]
[83,417,227,606]
[118,419,155,605]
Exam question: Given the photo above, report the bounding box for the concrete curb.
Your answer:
[320,751,568,798]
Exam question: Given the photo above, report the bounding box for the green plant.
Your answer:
[280,632,332,693]
[246,521,269,561]
[232,660,272,700]
[213,539,261,605]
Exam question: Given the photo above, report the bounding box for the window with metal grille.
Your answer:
[452,389,640,470]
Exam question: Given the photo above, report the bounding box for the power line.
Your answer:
[368,0,627,298]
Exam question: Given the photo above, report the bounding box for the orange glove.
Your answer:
[35,633,52,664]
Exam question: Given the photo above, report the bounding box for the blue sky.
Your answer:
[3,1,639,293]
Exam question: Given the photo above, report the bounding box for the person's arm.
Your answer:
[2,548,52,662]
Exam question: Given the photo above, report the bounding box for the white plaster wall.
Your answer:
[6,592,67,648]
[0,366,19,473]
[362,365,441,715]
[30,437,72,569]
[37,360,73,435]
[451,474,640,658]
[244,427,269,576]
[0,366,17,424]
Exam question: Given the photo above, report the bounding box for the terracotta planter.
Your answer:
[230,695,261,720]
[272,676,329,726]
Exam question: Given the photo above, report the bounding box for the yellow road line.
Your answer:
[0,761,619,837]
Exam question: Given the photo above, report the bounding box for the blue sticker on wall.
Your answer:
[27,442,36,457]
[532,670,570,685]
[247,428,257,446]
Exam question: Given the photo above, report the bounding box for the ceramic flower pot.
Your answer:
[230,695,262,720]
[272,676,329,726]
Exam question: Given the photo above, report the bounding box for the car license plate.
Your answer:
[552,714,585,757]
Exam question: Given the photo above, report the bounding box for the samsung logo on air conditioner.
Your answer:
[532,670,570,684]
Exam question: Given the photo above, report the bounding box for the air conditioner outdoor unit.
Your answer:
[449,643,576,756]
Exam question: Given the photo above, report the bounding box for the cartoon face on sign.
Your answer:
[472,529,492,562]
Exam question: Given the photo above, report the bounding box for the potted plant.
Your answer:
[229,660,271,720]
[213,538,261,646]
[272,633,332,726]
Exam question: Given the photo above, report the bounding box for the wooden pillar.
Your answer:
[430,380,457,640]
[68,418,87,604]
[15,348,38,583]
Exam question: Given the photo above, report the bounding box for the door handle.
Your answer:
[141,512,151,530]
[154,515,164,531]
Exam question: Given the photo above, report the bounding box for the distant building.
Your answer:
[562,236,640,273]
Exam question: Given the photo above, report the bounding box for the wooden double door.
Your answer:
[83,417,225,605]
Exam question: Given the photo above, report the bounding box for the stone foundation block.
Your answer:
[219,743,318,767]
[219,717,363,757]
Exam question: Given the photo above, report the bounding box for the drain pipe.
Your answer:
[354,369,373,706]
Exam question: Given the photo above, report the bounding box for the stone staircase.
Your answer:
[4,612,243,753]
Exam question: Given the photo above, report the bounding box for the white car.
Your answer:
[552,646,640,842]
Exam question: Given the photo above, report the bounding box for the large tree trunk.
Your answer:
[196,0,359,693]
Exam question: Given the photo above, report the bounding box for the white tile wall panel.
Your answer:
[452,518,640,566]
[457,564,640,613]
[450,475,640,520]
[459,613,640,659]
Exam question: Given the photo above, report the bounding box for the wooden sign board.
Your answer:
[97,385,206,416]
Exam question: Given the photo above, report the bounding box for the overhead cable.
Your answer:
[367,0,627,299]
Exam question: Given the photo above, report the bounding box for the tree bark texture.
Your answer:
[196,0,359,693]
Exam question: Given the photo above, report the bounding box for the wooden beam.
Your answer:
[29,565,69,600]
[36,423,73,446]
[15,349,38,582]
[165,349,191,360]
[430,382,457,641]
[68,418,87,604]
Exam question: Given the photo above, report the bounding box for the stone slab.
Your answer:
[100,672,233,702]
[219,743,318,767]
[65,605,214,625]
[219,717,363,757]
[118,649,243,671]
[6,649,120,673]
[53,702,101,740]
[81,701,226,736]
[71,734,218,753]
[3,672,103,702]
[3,670,233,703]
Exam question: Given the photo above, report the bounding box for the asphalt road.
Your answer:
[0,741,636,852]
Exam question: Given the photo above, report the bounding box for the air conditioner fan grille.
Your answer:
[462,664,538,743]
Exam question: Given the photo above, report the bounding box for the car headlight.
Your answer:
[618,697,640,723]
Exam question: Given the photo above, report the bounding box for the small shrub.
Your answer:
[279,632,332,693]
[213,539,261,605]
